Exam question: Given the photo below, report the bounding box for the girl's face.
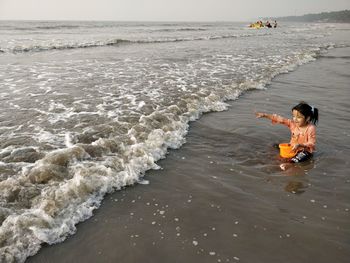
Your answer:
[292,110,309,127]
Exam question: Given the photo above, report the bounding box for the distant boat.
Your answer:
[249,22,264,29]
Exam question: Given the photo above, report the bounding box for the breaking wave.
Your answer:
[0,32,272,54]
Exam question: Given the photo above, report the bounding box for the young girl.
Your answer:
[256,102,319,170]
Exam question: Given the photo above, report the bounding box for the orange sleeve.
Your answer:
[270,114,291,127]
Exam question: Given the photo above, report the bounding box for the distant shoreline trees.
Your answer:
[270,10,350,23]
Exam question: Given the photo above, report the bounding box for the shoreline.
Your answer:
[27,47,350,263]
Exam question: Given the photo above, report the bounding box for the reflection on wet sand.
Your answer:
[282,160,314,194]
[284,181,307,194]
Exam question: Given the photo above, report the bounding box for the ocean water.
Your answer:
[0,21,348,262]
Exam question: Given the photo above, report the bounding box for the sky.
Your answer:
[0,0,349,22]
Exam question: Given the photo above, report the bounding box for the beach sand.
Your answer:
[27,47,350,263]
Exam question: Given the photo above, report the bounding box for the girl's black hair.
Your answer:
[292,102,319,125]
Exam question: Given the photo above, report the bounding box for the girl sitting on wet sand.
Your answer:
[255,102,319,170]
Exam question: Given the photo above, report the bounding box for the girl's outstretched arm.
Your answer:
[255,112,273,119]
[256,112,291,127]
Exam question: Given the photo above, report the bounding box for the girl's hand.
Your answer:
[255,112,265,118]
[292,144,302,151]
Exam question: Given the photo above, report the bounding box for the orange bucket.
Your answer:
[279,143,296,158]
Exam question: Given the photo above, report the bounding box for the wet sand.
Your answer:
[27,47,350,263]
